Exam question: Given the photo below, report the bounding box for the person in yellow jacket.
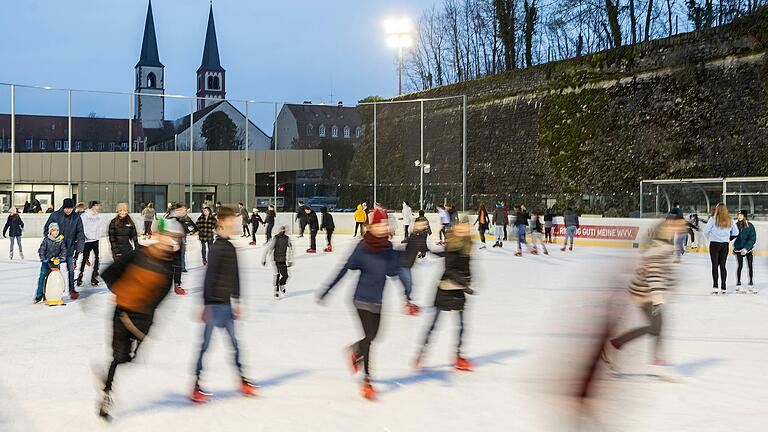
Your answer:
[353,203,367,237]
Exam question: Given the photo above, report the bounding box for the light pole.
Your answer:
[385,17,414,96]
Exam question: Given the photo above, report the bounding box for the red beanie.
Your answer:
[369,208,388,225]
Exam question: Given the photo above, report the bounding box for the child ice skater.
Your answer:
[263,225,294,299]
[34,223,66,304]
[191,207,257,403]
[320,206,335,252]
[3,206,24,260]
[96,217,185,421]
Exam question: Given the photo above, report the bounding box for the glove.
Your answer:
[463,287,475,295]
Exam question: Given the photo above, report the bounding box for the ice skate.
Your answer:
[306,248,316,253]
[91,280,99,287]
[69,290,80,300]
[76,279,83,287]
[97,392,113,421]
[33,296,43,304]
[455,355,474,372]
[479,244,486,249]
[405,301,421,316]
[360,378,377,400]
[600,340,619,370]
[568,245,573,251]
[324,245,333,252]
[530,248,538,255]
[241,378,258,397]
[412,349,425,370]
[514,251,522,257]
[560,246,566,252]
[19,252,24,260]
[190,385,212,404]
[735,284,746,294]
[174,285,187,295]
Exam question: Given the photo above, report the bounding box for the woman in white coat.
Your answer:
[402,201,413,242]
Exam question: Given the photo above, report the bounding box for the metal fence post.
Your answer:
[373,102,377,205]
[245,101,249,210]
[68,90,73,199]
[189,100,194,208]
[10,84,15,205]
[128,94,133,211]
[462,94,467,212]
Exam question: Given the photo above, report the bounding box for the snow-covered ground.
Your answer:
[0,235,766,431]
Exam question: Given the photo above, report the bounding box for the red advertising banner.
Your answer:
[552,224,639,240]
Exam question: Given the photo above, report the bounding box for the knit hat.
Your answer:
[62,198,74,209]
[153,218,185,236]
[369,208,388,225]
[739,209,749,217]
[9,207,17,215]
[252,208,258,213]
[48,222,60,232]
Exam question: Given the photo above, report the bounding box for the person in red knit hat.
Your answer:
[318,208,408,400]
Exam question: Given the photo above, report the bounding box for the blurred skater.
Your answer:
[318,209,404,400]
[399,216,432,315]
[354,203,367,237]
[437,205,450,244]
[34,223,66,304]
[196,206,216,266]
[191,207,257,403]
[474,203,489,249]
[108,203,138,262]
[734,209,757,293]
[561,208,579,252]
[305,206,319,253]
[704,203,739,295]
[601,218,683,369]
[249,208,263,246]
[265,204,276,242]
[529,210,548,255]
[141,202,156,240]
[3,207,24,260]
[492,202,506,248]
[414,216,476,371]
[263,225,294,298]
[166,203,194,294]
[96,218,185,420]
[320,206,335,252]
[44,198,85,299]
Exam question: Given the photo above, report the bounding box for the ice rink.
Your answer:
[1,234,766,431]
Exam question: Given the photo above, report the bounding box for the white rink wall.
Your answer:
[1,212,763,254]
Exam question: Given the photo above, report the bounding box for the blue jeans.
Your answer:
[64,254,76,292]
[517,224,527,249]
[494,225,505,244]
[194,303,242,380]
[399,266,413,299]
[565,226,577,247]
[36,262,51,298]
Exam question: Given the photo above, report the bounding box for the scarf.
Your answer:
[361,232,391,253]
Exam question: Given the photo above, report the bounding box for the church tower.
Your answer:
[196,4,226,111]
[135,0,165,129]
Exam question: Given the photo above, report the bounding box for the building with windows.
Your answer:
[273,102,362,205]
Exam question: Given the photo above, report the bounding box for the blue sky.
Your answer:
[0,0,434,127]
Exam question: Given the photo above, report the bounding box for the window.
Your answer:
[108,142,116,151]
[207,76,214,89]
[121,141,128,150]
[40,139,48,150]
[318,124,326,137]
[147,72,156,88]
[343,126,350,138]
[213,76,220,89]
[54,140,62,151]
[306,124,313,137]
[25,139,32,150]
[75,140,82,151]
[331,125,338,138]
[355,126,361,138]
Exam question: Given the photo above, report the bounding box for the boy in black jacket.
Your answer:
[263,225,294,298]
[304,206,319,253]
[191,207,257,403]
[320,206,335,252]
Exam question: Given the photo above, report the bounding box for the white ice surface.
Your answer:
[0,235,766,432]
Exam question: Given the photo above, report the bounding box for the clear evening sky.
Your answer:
[0,0,434,128]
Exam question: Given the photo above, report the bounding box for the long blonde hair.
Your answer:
[713,203,732,228]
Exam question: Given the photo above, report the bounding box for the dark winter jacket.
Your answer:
[264,232,292,263]
[249,212,263,229]
[564,210,580,228]
[203,237,240,305]
[514,210,529,227]
[475,208,490,230]
[108,216,139,257]
[239,207,250,225]
[296,205,309,222]
[196,214,217,243]
[305,210,319,231]
[434,236,472,311]
[320,210,335,232]
[102,245,173,315]
[44,207,85,254]
[322,235,400,307]
[3,214,24,237]
[543,212,554,222]
[530,216,543,233]
[401,229,429,268]
[734,221,757,252]
[492,206,507,226]
[265,210,276,226]
[38,235,67,262]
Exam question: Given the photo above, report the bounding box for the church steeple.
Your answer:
[135,0,165,128]
[136,0,163,68]
[196,3,226,110]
